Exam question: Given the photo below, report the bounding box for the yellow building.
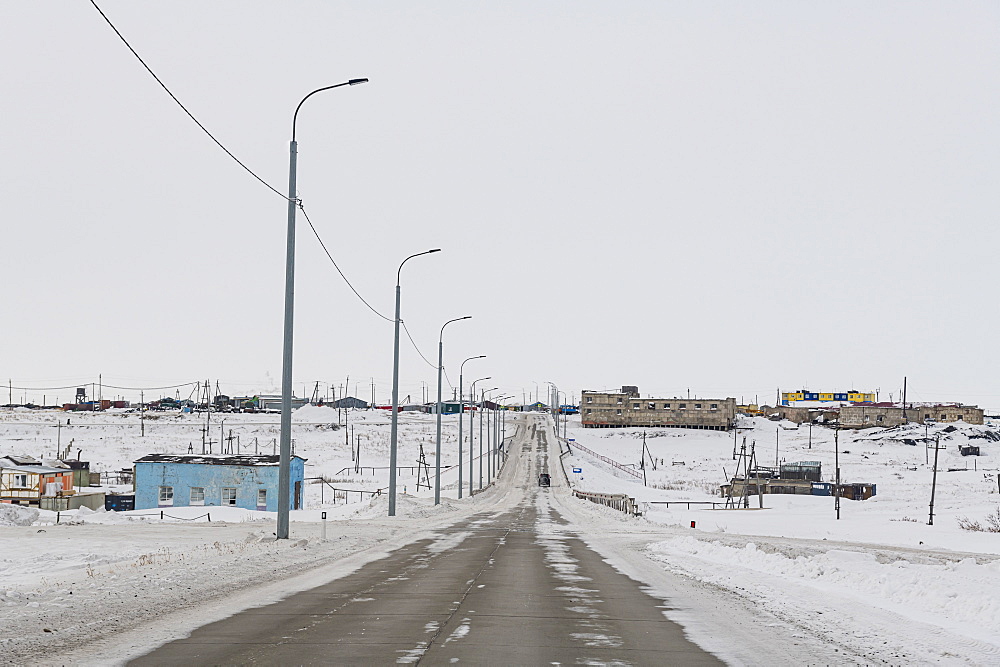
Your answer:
[781,390,875,406]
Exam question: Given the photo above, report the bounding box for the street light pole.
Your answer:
[436,316,471,505]
[458,356,485,499]
[480,387,497,488]
[277,77,367,540]
[469,376,490,496]
[388,249,441,517]
[493,394,511,475]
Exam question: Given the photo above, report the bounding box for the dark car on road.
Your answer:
[538,473,551,487]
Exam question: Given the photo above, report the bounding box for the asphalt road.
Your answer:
[131,415,721,666]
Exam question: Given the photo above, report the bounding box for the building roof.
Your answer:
[3,465,70,474]
[134,454,306,466]
[0,454,42,467]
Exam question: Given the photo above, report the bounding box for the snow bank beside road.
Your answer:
[646,534,1000,662]
[0,504,38,527]
[0,492,481,666]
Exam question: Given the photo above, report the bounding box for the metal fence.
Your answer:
[572,489,641,516]
[308,478,383,505]
[565,441,643,479]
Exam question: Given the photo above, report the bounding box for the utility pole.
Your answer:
[835,429,841,520]
[641,430,648,487]
[479,389,485,489]
[140,391,145,437]
[775,427,779,467]
[808,421,812,450]
[902,376,908,423]
[925,423,930,465]
[928,434,941,525]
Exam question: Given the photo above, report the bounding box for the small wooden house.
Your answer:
[0,465,75,505]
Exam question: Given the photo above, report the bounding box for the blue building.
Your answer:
[133,454,306,512]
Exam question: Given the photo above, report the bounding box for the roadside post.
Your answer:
[321,511,327,539]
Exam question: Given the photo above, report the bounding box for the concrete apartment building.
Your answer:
[840,403,984,428]
[581,387,736,430]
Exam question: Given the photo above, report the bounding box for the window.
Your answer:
[648,402,656,410]
[222,487,237,506]
[679,403,686,410]
[632,403,640,409]
[663,403,670,409]
[13,473,28,488]
[941,414,947,420]
[876,415,884,423]
[695,403,702,410]
[190,487,205,506]
[158,486,174,506]
[710,403,718,410]
[616,409,622,415]
[585,408,592,414]
[257,489,267,509]
[616,398,623,404]
[586,396,592,403]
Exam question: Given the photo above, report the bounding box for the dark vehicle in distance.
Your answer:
[538,473,551,487]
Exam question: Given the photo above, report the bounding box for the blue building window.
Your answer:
[257,489,267,510]
[222,487,237,506]
[158,486,173,506]
[190,487,205,506]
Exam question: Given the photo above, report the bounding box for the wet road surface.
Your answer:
[132,417,720,666]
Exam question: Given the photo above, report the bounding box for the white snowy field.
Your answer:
[556,415,1000,663]
[561,415,1000,552]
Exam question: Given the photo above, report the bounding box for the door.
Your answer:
[294,481,301,510]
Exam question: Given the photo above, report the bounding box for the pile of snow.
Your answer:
[291,404,340,422]
[0,504,39,527]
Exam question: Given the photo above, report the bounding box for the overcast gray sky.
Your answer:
[1,2,997,408]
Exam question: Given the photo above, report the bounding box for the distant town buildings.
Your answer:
[581,387,736,431]
[839,403,984,428]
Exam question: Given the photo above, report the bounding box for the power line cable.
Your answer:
[401,320,438,369]
[299,204,394,323]
[5,381,198,392]
[398,321,455,390]
[89,0,445,374]
[88,0,286,200]
[101,381,201,391]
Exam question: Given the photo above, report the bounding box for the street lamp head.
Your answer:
[292,78,369,140]
[398,248,441,284]
[440,315,472,340]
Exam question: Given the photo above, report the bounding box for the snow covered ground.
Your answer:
[555,415,1000,663]
[0,405,512,664]
[5,408,1000,664]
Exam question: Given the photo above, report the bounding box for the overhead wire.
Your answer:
[299,205,394,323]
[89,0,447,375]
[88,0,287,200]
[401,321,437,369]
[5,380,198,392]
